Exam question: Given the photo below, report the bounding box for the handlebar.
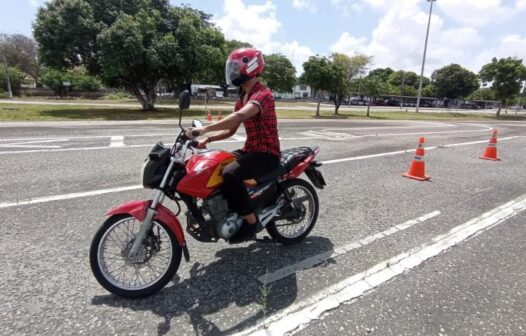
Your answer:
[191,130,201,137]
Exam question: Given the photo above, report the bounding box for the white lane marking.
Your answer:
[231,134,246,141]
[0,133,174,142]
[257,211,441,285]
[0,185,142,209]
[0,135,326,155]
[0,137,68,142]
[359,128,493,137]
[0,138,68,149]
[321,136,518,165]
[237,193,526,336]
[299,130,358,140]
[323,123,454,130]
[0,144,153,155]
[109,136,125,147]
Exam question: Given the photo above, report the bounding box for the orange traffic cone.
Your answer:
[217,111,223,121]
[480,129,500,161]
[206,110,212,121]
[403,137,430,181]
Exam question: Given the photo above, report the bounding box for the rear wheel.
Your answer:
[89,214,182,298]
[266,179,319,245]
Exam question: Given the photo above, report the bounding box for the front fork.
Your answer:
[128,190,165,256]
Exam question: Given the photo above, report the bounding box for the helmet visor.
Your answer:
[225,59,241,86]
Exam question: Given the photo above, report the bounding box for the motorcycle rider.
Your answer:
[186,47,281,243]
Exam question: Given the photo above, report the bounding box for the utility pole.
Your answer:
[2,54,13,98]
[416,0,436,113]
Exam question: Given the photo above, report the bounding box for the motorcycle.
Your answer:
[89,91,326,298]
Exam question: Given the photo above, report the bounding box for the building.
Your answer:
[273,84,312,99]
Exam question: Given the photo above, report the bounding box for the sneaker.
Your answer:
[229,219,262,244]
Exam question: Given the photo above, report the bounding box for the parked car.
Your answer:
[373,100,386,106]
[459,103,479,109]
[418,101,435,107]
[386,100,400,107]
[350,98,367,105]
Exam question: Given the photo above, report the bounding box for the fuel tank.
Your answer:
[176,150,236,199]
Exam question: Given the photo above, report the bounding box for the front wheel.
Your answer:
[89,214,182,298]
[267,178,319,245]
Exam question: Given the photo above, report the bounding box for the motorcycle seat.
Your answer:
[244,146,319,187]
[280,146,318,172]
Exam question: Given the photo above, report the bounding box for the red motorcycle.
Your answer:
[89,91,326,298]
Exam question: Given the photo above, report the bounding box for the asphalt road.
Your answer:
[1,118,525,335]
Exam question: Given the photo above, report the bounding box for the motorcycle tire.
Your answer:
[267,178,319,245]
[89,214,182,298]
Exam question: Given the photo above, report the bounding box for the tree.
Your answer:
[41,68,101,96]
[330,53,371,114]
[303,53,371,115]
[0,64,24,95]
[368,67,394,83]
[479,57,526,117]
[431,64,479,100]
[261,54,296,93]
[0,34,41,84]
[302,55,333,117]
[468,88,496,101]
[34,0,224,110]
[361,75,390,117]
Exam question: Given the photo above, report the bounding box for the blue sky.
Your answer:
[2,0,526,75]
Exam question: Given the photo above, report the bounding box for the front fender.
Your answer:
[107,200,186,248]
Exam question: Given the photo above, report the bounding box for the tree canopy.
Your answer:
[431,64,479,100]
[41,68,101,97]
[261,53,296,93]
[0,34,41,84]
[0,65,24,95]
[479,57,526,116]
[303,53,371,115]
[34,0,225,110]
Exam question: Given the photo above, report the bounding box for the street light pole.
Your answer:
[416,0,436,113]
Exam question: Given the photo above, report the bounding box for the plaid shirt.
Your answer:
[235,82,281,158]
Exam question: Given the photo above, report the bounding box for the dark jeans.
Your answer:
[221,150,280,216]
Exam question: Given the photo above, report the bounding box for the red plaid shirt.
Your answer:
[235,82,281,158]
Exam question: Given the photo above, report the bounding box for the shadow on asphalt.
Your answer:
[91,235,334,336]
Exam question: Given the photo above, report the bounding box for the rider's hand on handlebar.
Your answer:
[185,127,205,139]
[195,137,210,149]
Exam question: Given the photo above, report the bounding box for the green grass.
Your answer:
[1,102,524,122]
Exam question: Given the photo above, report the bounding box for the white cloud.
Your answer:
[275,41,314,75]
[330,0,365,15]
[28,0,39,7]
[215,0,313,74]
[438,0,526,27]
[473,34,526,72]
[215,0,281,52]
[330,1,484,75]
[292,0,317,12]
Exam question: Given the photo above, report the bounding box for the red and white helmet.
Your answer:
[225,48,265,86]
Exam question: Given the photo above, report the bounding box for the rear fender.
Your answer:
[107,200,186,249]
[285,150,318,179]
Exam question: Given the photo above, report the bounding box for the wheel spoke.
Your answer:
[96,218,174,291]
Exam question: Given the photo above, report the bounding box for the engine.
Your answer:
[202,193,242,239]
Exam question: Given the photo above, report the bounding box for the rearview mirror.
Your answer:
[179,90,191,110]
[192,120,203,128]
